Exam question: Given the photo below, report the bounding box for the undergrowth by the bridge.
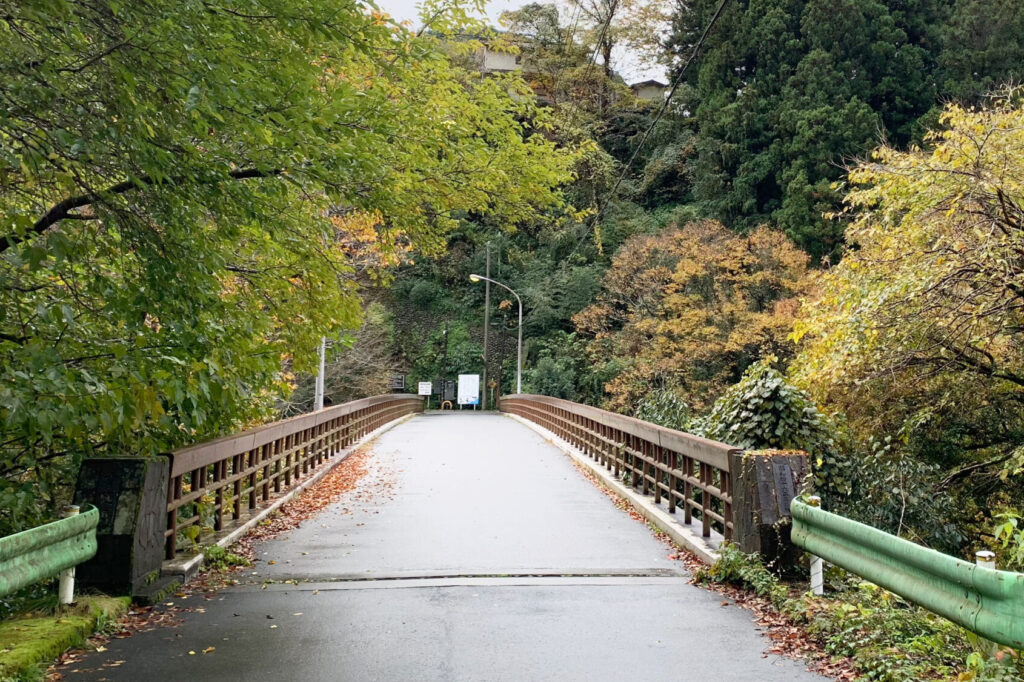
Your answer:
[700,546,1023,682]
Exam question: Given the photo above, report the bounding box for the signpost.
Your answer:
[418,381,432,409]
[457,374,480,409]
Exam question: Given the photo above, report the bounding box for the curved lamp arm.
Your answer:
[469,273,524,395]
[469,274,521,305]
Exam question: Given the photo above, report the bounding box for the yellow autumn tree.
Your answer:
[791,92,1024,488]
[575,220,809,412]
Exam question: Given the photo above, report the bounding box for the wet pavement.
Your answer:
[60,413,824,681]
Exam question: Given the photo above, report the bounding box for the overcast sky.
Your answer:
[376,0,666,82]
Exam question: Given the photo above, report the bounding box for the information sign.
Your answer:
[457,374,480,407]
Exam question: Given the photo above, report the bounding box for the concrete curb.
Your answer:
[505,413,722,565]
[163,413,418,583]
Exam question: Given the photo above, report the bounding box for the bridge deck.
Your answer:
[62,413,823,681]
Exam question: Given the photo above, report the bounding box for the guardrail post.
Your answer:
[976,550,996,569]
[58,505,80,605]
[807,496,824,595]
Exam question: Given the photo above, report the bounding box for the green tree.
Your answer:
[938,0,1024,103]
[665,0,946,258]
[0,0,580,531]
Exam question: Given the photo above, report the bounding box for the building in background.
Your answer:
[478,44,522,74]
[630,79,668,102]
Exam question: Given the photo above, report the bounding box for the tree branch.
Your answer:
[938,451,1014,489]
[0,332,28,344]
[1,167,283,254]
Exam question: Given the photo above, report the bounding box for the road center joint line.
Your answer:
[233,573,695,592]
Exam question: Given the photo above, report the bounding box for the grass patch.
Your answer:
[0,595,129,682]
[203,544,250,572]
[700,545,1023,681]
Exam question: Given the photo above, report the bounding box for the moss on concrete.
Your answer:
[0,595,129,680]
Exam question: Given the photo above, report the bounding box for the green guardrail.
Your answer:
[0,506,99,598]
[791,498,1024,649]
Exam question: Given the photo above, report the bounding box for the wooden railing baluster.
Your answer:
[498,394,738,541]
[163,395,423,559]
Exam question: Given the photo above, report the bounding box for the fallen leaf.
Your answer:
[202,647,216,654]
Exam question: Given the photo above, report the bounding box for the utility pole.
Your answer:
[482,242,490,410]
[313,336,326,411]
[441,323,449,401]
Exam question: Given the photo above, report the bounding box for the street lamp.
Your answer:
[469,274,522,395]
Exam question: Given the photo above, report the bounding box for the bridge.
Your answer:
[53,396,823,681]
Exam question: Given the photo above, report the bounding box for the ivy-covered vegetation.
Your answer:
[702,545,1024,681]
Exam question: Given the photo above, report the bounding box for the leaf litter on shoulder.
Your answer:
[564,456,858,681]
[48,447,379,680]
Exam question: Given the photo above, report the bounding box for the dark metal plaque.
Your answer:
[772,458,796,516]
[755,457,778,525]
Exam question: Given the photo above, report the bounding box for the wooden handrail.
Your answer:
[164,394,423,558]
[499,394,738,540]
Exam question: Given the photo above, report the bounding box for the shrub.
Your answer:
[204,545,250,571]
[634,389,691,431]
[700,358,831,452]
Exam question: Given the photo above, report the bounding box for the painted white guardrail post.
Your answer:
[807,496,824,595]
[975,550,996,570]
[58,505,80,605]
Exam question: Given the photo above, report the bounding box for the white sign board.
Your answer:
[457,374,480,406]
[417,381,432,396]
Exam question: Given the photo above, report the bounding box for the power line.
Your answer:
[569,0,731,257]
[563,1,583,53]
[555,0,621,128]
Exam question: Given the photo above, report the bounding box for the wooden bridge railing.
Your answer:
[499,394,739,541]
[165,394,423,558]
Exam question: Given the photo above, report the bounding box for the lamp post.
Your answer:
[469,274,522,395]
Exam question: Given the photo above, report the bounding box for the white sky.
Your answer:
[376,0,666,82]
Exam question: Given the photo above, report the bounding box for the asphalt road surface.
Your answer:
[60,412,824,681]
